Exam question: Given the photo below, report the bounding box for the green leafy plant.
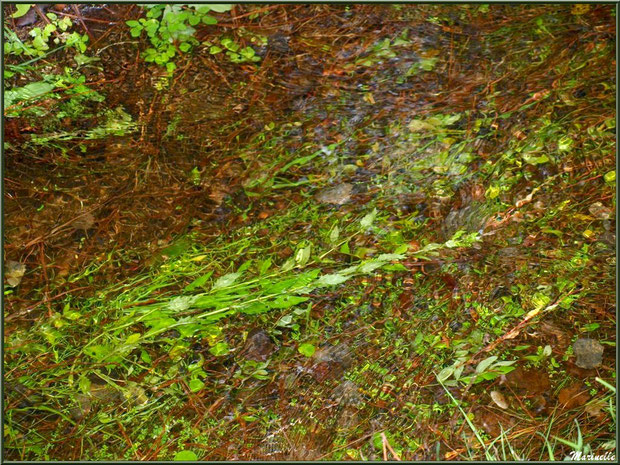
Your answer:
[216,36,260,63]
[356,30,411,67]
[4,12,86,58]
[126,4,233,72]
[3,10,99,137]
[437,354,517,386]
[522,344,552,364]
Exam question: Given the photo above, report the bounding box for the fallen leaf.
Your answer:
[476,409,514,437]
[565,361,597,379]
[503,366,551,395]
[539,321,570,349]
[558,383,590,409]
[531,394,548,414]
[584,399,606,417]
[72,212,95,230]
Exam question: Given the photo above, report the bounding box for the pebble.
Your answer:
[268,33,291,54]
[442,203,490,238]
[490,391,509,409]
[310,344,353,381]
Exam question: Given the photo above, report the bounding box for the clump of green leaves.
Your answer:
[126,4,233,72]
[3,10,87,58]
[78,222,480,377]
[28,106,136,147]
[4,67,104,119]
[3,7,101,133]
[356,29,411,67]
[207,36,260,63]
[437,352,517,386]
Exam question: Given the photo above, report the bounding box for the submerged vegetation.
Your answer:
[3,3,616,461]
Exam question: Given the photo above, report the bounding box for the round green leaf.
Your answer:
[437,366,454,383]
[209,341,229,356]
[298,343,316,357]
[12,4,32,18]
[174,450,198,461]
[207,4,233,13]
[189,378,204,392]
[604,170,615,184]
[202,14,217,25]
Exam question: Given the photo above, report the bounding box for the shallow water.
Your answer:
[3,3,616,461]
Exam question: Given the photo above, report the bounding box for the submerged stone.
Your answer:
[588,202,612,220]
[310,343,353,381]
[331,380,362,407]
[5,260,26,287]
[315,183,353,205]
[441,202,491,238]
[242,329,275,361]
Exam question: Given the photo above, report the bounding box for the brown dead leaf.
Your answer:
[72,212,95,230]
[558,383,590,409]
[539,321,570,349]
[56,247,78,278]
[503,366,551,395]
[531,394,549,414]
[476,409,514,437]
[522,234,538,247]
[532,89,550,101]
[398,290,414,309]
[584,399,606,418]
[277,246,293,259]
[408,240,420,252]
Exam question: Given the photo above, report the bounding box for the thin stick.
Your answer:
[382,432,402,461]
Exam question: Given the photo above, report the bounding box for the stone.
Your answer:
[5,260,26,287]
[588,202,612,220]
[442,202,491,238]
[310,344,353,381]
[573,338,604,369]
[490,391,509,409]
[242,329,275,361]
[331,380,362,407]
[315,183,353,205]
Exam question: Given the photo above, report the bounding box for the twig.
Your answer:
[382,431,388,460]
[382,432,402,461]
